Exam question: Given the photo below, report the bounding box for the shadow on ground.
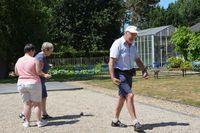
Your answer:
[142,122,189,130]
[47,113,94,126]
[128,122,189,133]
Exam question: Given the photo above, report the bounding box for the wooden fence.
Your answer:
[48,56,109,66]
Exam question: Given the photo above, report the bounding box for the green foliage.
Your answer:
[0,0,51,77]
[51,45,81,58]
[167,0,200,27]
[144,0,200,28]
[167,57,192,70]
[180,61,192,70]
[188,33,200,61]
[171,27,200,61]
[167,57,183,68]
[0,0,10,61]
[170,27,192,61]
[173,0,200,26]
[0,0,124,78]
[125,0,160,29]
[146,6,167,28]
[0,0,50,69]
[48,0,125,55]
[48,64,107,80]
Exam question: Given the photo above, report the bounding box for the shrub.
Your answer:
[48,63,108,80]
[167,57,183,68]
[180,61,192,70]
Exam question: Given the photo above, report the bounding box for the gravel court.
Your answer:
[0,89,199,133]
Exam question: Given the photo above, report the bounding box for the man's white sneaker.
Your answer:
[23,121,30,128]
[36,120,48,127]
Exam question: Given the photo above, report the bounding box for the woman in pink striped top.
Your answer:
[15,44,49,127]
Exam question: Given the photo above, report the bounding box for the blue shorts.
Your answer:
[114,69,133,97]
[41,78,47,98]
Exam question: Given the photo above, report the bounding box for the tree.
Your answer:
[170,27,192,61]
[0,0,11,78]
[143,0,200,28]
[166,0,200,27]
[146,6,167,28]
[7,0,50,54]
[178,0,200,26]
[125,0,160,29]
[171,26,200,61]
[0,0,50,77]
[188,33,200,61]
[48,0,125,56]
[0,0,10,61]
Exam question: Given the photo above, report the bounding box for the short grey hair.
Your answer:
[41,42,54,51]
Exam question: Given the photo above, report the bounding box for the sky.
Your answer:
[159,0,177,9]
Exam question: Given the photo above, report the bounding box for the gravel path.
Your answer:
[69,81,200,118]
[0,82,199,133]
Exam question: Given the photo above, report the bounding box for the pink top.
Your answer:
[15,55,41,84]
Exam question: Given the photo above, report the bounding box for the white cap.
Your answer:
[125,26,138,34]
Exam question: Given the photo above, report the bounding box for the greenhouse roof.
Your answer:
[138,25,173,36]
[190,23,200,32]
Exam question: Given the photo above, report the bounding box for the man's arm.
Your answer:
[108,57,120,85]
[135,58,148,79]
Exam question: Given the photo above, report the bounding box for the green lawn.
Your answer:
[85,75,200,107]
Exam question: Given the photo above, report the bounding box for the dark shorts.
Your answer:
[114,69,133,97]
[41,78,47,98]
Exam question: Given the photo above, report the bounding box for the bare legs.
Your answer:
[114,93,137,121]
[23,101,42,122]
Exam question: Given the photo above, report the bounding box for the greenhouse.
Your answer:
[135,25,176,67]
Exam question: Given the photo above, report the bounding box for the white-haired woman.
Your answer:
[35,42,54,119]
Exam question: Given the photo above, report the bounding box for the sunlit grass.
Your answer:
[85,75,200,107]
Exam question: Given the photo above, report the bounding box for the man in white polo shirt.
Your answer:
[109,26,148,132]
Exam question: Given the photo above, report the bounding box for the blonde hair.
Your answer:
[41,42,54,51]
